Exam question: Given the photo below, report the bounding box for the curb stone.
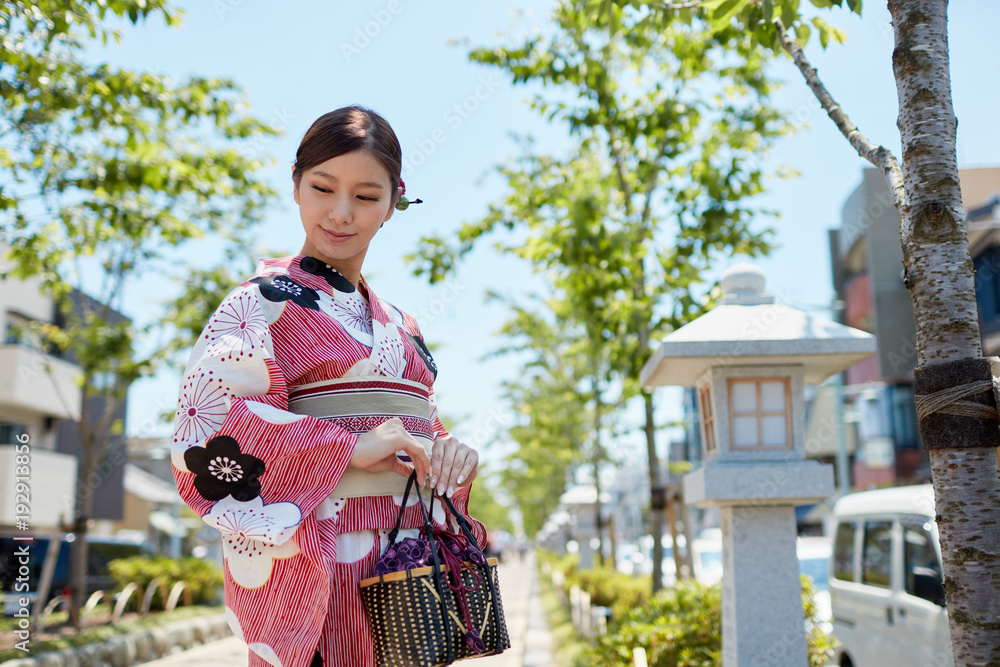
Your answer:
[3,614,229,667]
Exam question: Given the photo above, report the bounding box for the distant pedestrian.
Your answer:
[171,106,487,667]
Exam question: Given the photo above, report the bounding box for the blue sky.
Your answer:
[90,1,1000,474]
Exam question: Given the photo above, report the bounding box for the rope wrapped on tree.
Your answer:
[914,378,1000,421]
[912,357,1000,451]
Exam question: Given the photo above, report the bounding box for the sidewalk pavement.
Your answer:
[143,554,553,666]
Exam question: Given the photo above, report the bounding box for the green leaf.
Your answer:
[846,0,862,14]
[779,0,800,29]
[762,0,774,23]
[794,22,811,47]
[811,17,830,48]
[706,0,749,33]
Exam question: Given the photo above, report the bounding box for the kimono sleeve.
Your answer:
[170,282,358,547]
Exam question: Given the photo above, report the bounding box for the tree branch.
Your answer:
[649,0,704,10]
[774,19,906,213]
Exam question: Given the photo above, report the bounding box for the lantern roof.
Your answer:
[641,263,876,387]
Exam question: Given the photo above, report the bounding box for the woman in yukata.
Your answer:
[170,106,487,667]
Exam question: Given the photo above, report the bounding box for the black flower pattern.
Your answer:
[405,331,438,379]
[298,255,356,292]
[249,275,321,311]
[185,435,265,502]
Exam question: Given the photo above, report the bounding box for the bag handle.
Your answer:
[439,493,506,656]
[386,468,421,545]
[410,472,457,664]
[438,494,484,556]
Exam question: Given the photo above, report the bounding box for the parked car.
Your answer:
[691,528,723,585]
[828,484,952,667]
[0,532,149,614]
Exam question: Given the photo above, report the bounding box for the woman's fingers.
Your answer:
[353,420,483,494]
[429,437,479,497]
[429,438,445,489]
[454,448,478,488]
[353,418,429,481]
[435,440,459,496]
[396,438,431,483]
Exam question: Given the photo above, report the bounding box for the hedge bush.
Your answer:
[108,555,223,609]
[538,549,580,581]
[538,549,836,667]
[589,579,721,667]
[585,575,836,667]
[569,567,652,620]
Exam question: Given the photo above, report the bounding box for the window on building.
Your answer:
[729,378,791,448]
[699,384,716,454]
[833,521,857,582]
[974,246,1000,326]
[862,520,893,588]
[890,384,918,450]
[4,312,37,347]
[0,422,29,445]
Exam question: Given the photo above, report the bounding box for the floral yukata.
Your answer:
[171,255,487,667]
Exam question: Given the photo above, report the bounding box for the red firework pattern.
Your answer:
[173,370,230,445]
[203,288,270,362]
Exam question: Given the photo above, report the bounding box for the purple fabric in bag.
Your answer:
[373,536,432,575]
[373,528,486,576]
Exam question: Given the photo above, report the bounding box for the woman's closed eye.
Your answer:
[311,185,378,202]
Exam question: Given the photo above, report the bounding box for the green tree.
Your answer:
[602,0,999,661]
[491,302,592,538]
[465,474,516,536]
[408,1,786,591]
[1,0,279,627]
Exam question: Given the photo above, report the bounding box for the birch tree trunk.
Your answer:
[889,1,1000,663]
[771,1,1000,658]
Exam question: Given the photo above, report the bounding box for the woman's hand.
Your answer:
[429,435,479,498]
[351,418,431,482]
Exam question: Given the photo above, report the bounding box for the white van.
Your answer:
[829,484,952,667]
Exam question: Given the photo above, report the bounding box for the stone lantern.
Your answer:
[640,263,876,666]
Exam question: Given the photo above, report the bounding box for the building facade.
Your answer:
[821,166,1000,490]
[0,256,129,533]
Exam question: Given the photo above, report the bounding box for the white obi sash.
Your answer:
[287,377,435,499]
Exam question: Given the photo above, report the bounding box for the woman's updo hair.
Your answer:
[292,106,402,205]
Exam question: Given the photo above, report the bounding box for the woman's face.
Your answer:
[293,149,397,280]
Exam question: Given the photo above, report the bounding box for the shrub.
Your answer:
[108,555,223,609]
[590,579,720,667]
[538,549,579,581]
[568,567,652,620]
[585,575,836,667]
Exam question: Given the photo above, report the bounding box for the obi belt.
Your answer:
[287,376,435,499]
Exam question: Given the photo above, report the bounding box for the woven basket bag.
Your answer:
[359,472,510,666]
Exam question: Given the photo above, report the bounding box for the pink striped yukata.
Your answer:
[171,255,487,667]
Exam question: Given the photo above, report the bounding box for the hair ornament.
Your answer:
[395,178,423,211]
